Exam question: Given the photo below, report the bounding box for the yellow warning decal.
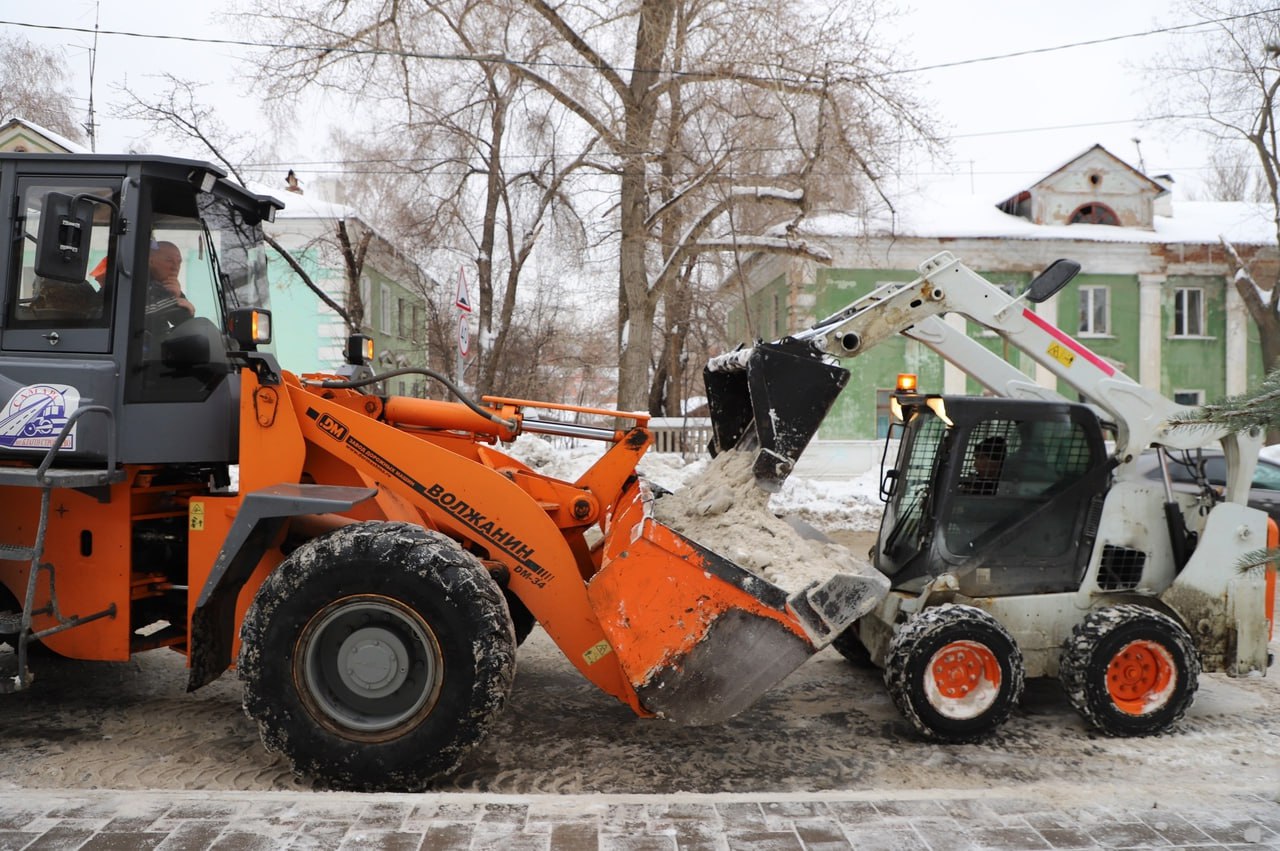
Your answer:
[1047,341,1076,368]
[583,640,613,665]
[189,501,205,531]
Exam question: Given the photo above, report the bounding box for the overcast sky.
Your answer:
[3,1,1222,203]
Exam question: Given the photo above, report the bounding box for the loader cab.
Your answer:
[0,153,280,468]
[875,394,1110,597]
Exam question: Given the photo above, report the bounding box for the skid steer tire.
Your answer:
[831,623,874,668]
[1059,604,1199,737]
[884,604,1024,743]
[239,521,516,792]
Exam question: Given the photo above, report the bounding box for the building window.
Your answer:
[1078,286,1109,335]
[397,297,409,339]
[1069,203,1120,226]
[411,305,424,343]
[1173,288,1205,337]
[876,388,893,438]
[379,283,392,334]
[1173,390,1204,406]
[359,275,372,329]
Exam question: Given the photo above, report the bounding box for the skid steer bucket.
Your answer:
[704,339,849,492]
[588,479,885,725]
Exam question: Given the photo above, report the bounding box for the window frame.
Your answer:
[1077,285,1110,337]
[379,282,392,334]
[1172,287,1206,338]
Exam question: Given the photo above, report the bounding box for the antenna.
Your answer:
[1131,137,1146,174]
[84,2,100,151]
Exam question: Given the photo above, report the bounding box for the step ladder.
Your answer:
[0,405,124,693]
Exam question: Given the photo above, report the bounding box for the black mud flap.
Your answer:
[704,340,849,492]
[187,483,376,691]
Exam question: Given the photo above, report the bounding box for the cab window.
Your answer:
[8,183,116,327]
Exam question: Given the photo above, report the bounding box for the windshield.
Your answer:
[197,194,270,315]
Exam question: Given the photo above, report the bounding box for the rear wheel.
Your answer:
[1059,604,1199,737]
[884,604,1024,743]
[239,521,516,791]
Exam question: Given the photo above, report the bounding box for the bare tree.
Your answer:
[1196,144,1272,202]
[243,0,591,394]
[0,35,86,143]
[241,0,932,411]
[1149,1,1280,375]
[117,76,371,331]
[505,0,933,411]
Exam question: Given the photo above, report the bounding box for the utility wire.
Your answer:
[2,7,1278,84]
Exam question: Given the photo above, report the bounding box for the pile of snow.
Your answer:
[503,435,883,534]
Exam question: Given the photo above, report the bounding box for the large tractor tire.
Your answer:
[884,604,1025,743]
[1059,604,1199,737]
[239,521,516,791]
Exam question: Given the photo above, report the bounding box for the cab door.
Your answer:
[0,176,124,464]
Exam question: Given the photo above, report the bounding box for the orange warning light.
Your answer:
[896,373,918,392]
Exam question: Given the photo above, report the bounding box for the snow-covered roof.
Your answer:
[0,117,89,154]
[245,180,357,220]
[800,194,1276,246]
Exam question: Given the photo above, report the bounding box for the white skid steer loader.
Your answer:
[705,250,1275,742]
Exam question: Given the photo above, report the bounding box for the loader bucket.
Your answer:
[588,479,885,725]
[704,339,850,492]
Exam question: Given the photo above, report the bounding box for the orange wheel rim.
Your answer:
[925,640,1002,719]
[1105,639,1176,715]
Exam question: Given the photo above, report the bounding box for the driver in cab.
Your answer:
[146,241,195,323]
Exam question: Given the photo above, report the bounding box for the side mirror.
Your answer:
[34,192,95,284]
[1026,259,1081,304]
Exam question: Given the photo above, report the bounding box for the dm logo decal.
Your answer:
[0,384,81,451]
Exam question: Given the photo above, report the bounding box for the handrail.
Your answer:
[35,404,117,485]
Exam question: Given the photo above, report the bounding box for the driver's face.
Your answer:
[150,245,182,279]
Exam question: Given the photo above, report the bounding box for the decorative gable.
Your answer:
[997,144,1167,229]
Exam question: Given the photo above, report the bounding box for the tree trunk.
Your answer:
[615,0,675,412]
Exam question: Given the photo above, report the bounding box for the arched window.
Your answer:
[1068,203,1119,226]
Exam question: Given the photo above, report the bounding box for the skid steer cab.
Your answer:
[0,153,886,792]
[840,378,1274,745]
[705,249,1272,747]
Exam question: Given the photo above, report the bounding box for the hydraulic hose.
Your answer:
[306,367,518,432]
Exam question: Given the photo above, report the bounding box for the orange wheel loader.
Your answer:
[0,153,886,791]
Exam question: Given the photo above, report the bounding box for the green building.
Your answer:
[732,145,1278,442]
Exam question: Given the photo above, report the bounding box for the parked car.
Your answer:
[1137,448,1280,524]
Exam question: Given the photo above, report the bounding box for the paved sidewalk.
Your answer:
[0,787,1276,850]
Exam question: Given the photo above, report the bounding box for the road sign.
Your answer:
[458,314,470,357]
[456,267,472,313]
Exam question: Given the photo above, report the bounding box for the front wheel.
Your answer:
[884,604,1025,743]
[1059,604,1199,737]
[239,521,516,791]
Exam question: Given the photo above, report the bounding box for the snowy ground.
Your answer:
[0,438,1275,811]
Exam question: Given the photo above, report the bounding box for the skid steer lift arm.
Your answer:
[707,251,1261,502]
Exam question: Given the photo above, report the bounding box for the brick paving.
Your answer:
[0,788,1275,850]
